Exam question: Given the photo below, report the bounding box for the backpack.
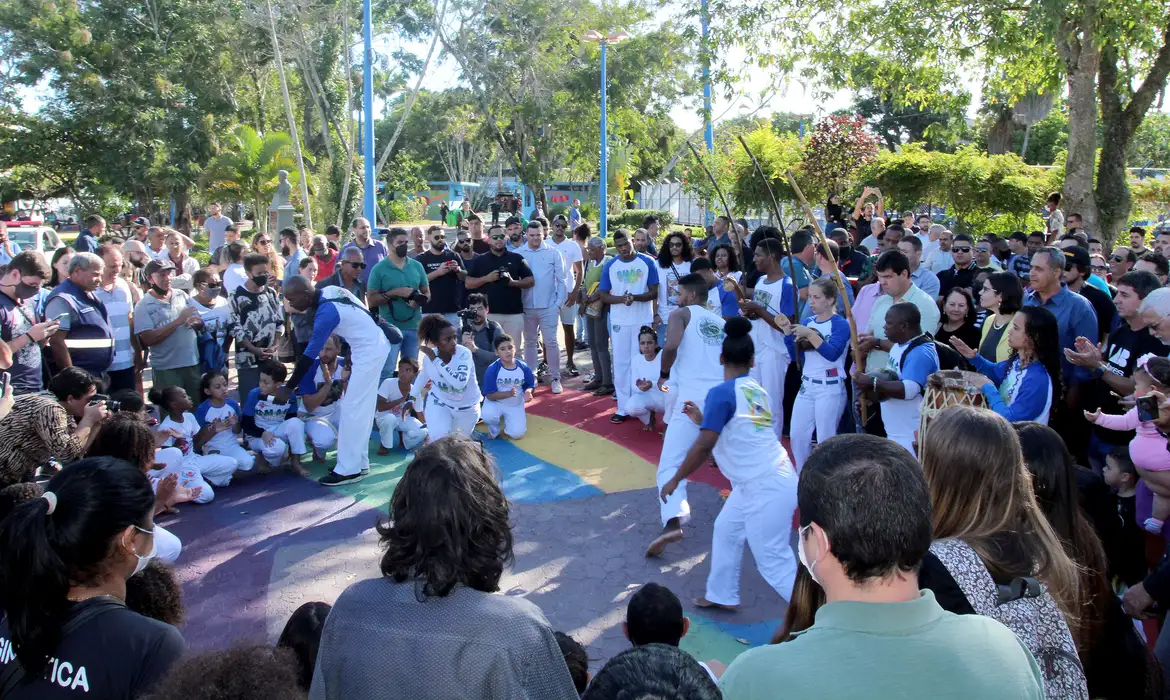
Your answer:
[929,538,1088,699]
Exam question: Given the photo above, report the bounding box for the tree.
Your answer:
[729,127,803,216]
[799,114,879,202]
[201,125,298,230]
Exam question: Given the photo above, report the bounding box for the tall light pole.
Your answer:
[362,0,376,224]
[582,30,627,240]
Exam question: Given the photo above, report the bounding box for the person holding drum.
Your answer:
[790,278,851,472]
[950,305,1061,424]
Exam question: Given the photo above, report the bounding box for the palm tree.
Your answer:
[201,125,297,232]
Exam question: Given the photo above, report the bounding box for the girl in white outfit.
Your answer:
[375,357,428,451]
[627,325,667,431]
[739,238,795,442]
[148,385,239,503]
[789,277,851,471]
[413,314,482,442]
[194,370,254,471]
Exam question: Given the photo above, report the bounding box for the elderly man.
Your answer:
[1026,247,1097,379]
[94,243,138,393]
[161,229,200,291]
[339,217,387,285]
[320,245,367,299]
[1141,287,1170,342]
[44,252,115,383]
[518,220,568,393]
[134,258,205,404]
[897,236,940,301]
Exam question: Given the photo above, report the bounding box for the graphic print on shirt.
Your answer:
[1106,344,1131,376]
[251,397,295,430]
[753,287,777,316]
[614,266,646,286]
[0,638,90,691]
[697,316,726,346]
[740,382,773,430]
[434,358,470,396]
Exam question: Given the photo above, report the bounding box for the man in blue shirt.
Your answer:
[780,229,815,304]
[1025,247,1098,382]
[75,215,104,253]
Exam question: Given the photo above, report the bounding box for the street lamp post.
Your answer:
[362,0,376,224]
[582,30,627,240]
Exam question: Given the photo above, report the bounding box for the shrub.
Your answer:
[606,209,674,230]
[384,197,427,223]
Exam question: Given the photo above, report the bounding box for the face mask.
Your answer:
[150,283,168,296]
[13,282,39,299]
[251,274,269,287]
[394,243,409,258]
[126,526,156,576]
[797,525,824,586]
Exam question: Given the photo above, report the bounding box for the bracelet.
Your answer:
[660,370,671,380]
[872,376,878,392]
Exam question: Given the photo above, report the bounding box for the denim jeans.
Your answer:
[382,328,419,380]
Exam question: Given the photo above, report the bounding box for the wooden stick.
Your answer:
[783,169,870,425]
[736,134,798,324]
[685,141,734,222]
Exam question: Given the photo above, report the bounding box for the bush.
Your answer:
[547,204,569,218]
[578,200,599,223]
[384,197,427,223]
[606,209,674,230]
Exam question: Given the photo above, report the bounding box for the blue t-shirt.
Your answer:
[483,359,536,407]
[242,387,298,431]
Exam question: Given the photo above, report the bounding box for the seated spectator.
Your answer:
[918,407,1087,697]
[150,383,243,502]
[278,601,332,692]
[934,287,981,350]
[951,305,1061,423]
[768,565,824,644]
[555,632,589,695]
[296,335,347,460]
[0,457,185,699]
[125,561,186,627]
[144,645,303,700]
[720,433,1044,700]
[584,644,718,700]
[0,481,42,521]
[1015,422,1162,699]
[0,366,107,487]
[310,437,580,699]
[623,582,717,681]
[374,358,427,454]
[194,369,253,471]
[480,333,535,440]
[240,359,309,475]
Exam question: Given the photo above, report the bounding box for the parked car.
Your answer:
[5,226,66,256]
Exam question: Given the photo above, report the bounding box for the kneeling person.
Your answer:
[298,334,347,461]
[242,359,309,475]
[481,334,535,439]
[375,358,427,452]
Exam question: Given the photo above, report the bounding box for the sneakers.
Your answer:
[319,469,368,487]
[592,384,615,396]
[564,366,580,378]
[610,413,628,424]
[551,379,563,394]
[582,378,602,391]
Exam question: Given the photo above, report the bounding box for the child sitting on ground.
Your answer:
[554,631,589,695]
[1086,355,1170,533]
[375,358,427,454]
[149,384,241,503]
[194,370,254,471]
[623,582,720,681]
[480,334,535,440]
[627,325,667,432]
[1102,447,1152,587]
[242,359,309,476]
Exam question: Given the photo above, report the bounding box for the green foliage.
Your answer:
[859,144,946,210]
[607,209,674,230]
[1129,112,1170,169]
[729,128,803,215]
[800,114,880,201]
[201,125,298,230]
[383,198,427,223]
[1132,179,1170,221]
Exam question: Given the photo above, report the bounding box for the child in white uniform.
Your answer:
[242,359,309,475]
[627,325,667,431]
[481,334,536,439]
[194,370,254,471]
[375,358,427,452]
[789,278,851,471]
[413,315,483,442]
[149,385,240,504]
[297,335,347,460]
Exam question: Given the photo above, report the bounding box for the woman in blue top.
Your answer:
[951,305,1061,424]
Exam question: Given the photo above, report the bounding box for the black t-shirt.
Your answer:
[466,251,533,315]
[854,215,872,243]
[937,263,984,298]
[1094,318,1170,444]
[0,597,184,699]
[935,322,981,352]
[416,249,465,314]
[1077,283,1115,343]
[471,238,491,255]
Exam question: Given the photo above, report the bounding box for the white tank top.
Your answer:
[674,305,726,409]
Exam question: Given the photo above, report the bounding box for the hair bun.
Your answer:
[724,316,752,339]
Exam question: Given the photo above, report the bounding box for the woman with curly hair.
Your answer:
[311,438,580,700]
[414,314,482,442]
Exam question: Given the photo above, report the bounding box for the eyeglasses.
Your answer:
[206,281,221,288]
[256,239,271,245]
[1112,256,1125,262]
[345,261,367,269]
[952,246,972,253]
[1091,266,1108,274]
[491,234,506,240]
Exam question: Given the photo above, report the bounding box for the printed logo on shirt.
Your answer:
[697,316,725,346]
[1106,344,1131,376]
[740,382,773,430]
[0,636,90,691]
[614,267,645,286]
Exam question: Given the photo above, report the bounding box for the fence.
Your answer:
[636,180,792,230]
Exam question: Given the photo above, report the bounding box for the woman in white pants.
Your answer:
[789,277,851,471]
[627,325,667,431]
[660,316,798,608]
[375,358,428,451]
[413,314,482,442]
[738,239,795,442]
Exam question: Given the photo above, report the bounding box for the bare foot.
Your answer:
[163,506,180,515]
[694,596,739,612]
[645,527,684,557]
[255,454,271,474]
[289,456,309,477]
[377,445,389,456]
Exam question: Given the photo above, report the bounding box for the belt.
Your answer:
[802,376,843,386]
[431,396,478,412]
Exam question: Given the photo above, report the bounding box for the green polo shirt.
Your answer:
[719,590,1043,700]
[367,256,428,330]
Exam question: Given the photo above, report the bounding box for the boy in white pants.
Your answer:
[375,357,428,452]
[297,335,347,460]
[195,370,254,471]
[481,333,536,439]
[241,359,308,475]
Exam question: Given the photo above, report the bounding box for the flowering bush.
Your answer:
[801,114,879,200]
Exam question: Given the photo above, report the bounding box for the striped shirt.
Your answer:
[94,277,135,372]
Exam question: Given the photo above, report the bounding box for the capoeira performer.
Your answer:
[375,358,428,452]
[627,325,667,431]
[736,238,795,442]
[789,277,851,471]
[412,314,483,442]
[646,273,726,556]
[480,333,536,439]
[599,229,659,424]
[278,277,392,487]
[297,334,347,461]
[660,316,799,607]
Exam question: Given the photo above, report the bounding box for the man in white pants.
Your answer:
[278,277,392,487]
[599,229,660,424]
[517,220,567,393]
[645,274,725,556]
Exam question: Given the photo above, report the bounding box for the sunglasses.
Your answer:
[1091,266,1108,273]
[256,239,271,245]
[952,246,972,253]
[491,234,506,240]
[1112,256,1125,262]
[206,282,221,288]
[345,261,367,269]
[975,248,990,254]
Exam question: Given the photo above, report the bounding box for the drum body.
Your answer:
[918,370,987,446]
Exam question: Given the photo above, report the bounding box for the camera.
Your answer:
[497,266,512,281]
[406,289,427,306]
[90,393,121,412]
[458,308,480,335]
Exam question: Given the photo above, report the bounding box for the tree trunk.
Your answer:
[1056,15,1101,233]
[336,0,357,229]
[266,0,313,229]
[173,187,191,235]
[986,110,1014,154]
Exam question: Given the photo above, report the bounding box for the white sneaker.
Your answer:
[551,379,563,394]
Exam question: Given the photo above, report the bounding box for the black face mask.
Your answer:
[838,244,853,258]
[150,283,168,296]
[251,274,269,287]
[12,282,39,299]
[394,243,409,258]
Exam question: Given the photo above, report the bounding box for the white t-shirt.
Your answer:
[159,412,201,458]
[552,237,583,291]
[658,260,692,321]
[192,295,231,343]
[600,253,660,327]
[750,276,793,354]
[412,345,482,409]
[197,400,242,451]
[631,351,666,399]
[377,377,410,416]
[222,263,247,296]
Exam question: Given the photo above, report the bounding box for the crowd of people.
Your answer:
[0,192,1169,698]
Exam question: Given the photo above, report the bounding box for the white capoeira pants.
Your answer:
[789,379,847,471]
[153,446,234,504]
[481,400,527,439]
[304,413,340,453]
[881,405,918,457]
[334,339,390,476]
[628,388,666,425]
[374,412,427,450]
[656,406,700,526]
[425,398,481,443]
[246,417,307,463]
[749,346,790,442]
[205,442,255,472]
[610,323,643,416]
[705,471,799,606]
[154,524,182,564]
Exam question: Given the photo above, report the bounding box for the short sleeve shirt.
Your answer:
[416,250,465,314]
[465,251,533,315]
[133,290,200,370]
[0,292,43,393]
[367,256,428,330]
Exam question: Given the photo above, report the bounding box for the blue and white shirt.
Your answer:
[195,399,243,452]
[305,286,390,362]
[243,387,298,432]
[798,314,851,381]
[880,337,939,429]
[483,359,536,408]
[297,357,347,418]
[599,253,660,327]
[700,374,795,486]
[971,354,1053,424]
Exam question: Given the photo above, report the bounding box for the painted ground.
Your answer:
[164,381,788,671]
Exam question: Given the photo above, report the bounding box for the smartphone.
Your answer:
[1,372,9,395]
[1138,395,1159,422]
[50,312,69,323]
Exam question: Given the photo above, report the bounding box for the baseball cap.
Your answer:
[1063,245,1090,269]
[132,216,150,227]
[143,259,176,277]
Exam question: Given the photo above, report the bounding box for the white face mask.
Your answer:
[797,524,824,586]
[125,525,156,576]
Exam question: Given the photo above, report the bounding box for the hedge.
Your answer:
[606,209,674,231]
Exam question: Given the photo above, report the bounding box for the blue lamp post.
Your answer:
[582,30,628,240]
[362,0,376,224]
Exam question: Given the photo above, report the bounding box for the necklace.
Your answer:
[66,592,123,604]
